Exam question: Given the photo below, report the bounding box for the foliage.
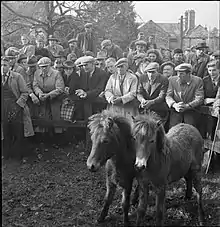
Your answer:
[1,1,138,51]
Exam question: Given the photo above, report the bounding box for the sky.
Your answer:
[133,1,220,29]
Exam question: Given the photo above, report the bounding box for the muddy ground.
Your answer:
[2,140,220,227]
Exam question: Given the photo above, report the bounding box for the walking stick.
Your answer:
[205,115,220,174]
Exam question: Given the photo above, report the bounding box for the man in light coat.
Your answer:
[105,58,139,117]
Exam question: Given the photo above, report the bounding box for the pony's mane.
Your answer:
[88,109,132,139]
[132,112,161,139]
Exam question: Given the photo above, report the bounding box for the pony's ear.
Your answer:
[156,125,166,154]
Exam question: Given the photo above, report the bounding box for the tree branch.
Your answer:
[2,2,48,26]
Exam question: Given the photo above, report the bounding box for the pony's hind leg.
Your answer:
[184,171,193,200]
[97,180,116,223]
[192,170,205,226]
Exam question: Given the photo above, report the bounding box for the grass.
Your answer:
[2,142,220,227]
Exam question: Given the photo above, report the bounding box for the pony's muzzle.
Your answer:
[135,157,147,171]
[87,159,100,172]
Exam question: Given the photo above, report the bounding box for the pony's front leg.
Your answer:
[155,185,166,226]
[121,182,133,226]
[136,178,149,226]
[97,180,116,223]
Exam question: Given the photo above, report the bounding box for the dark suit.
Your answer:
[191,54,210,78]
[203,75,219,98]
[137,73,169,119]
[77,67,108,117]
[76,32,97,55]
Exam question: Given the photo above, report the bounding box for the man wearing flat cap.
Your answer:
[127,40,147,72]
[189,42,210,78]
[1,56,34,159]
[137,62,169,126]
[101,39,123,61]
[64,38,83,59]
[166,63,204,128]
[172,48,185,68]
[160,61,175,78]
[105,57,139,117]
[129,32,146,53]
[76,22,97,56]
[45,35,64,60]
[74,56,108,117]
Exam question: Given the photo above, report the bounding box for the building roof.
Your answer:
[157,23,180,38]
[185,25,208,38]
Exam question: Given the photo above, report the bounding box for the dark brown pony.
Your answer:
[132,112,205,226]
[87,109,137,226]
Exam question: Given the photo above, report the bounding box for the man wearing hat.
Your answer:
[74,56,108,116]
[19,34,35,59]
[189,42,210,78]
[127,40,147,72]
[172,48,185,68]
[76,23,97,56]
[35,36,53,60]
[1,56,34,159]
[101,39,123,61]
[33,57,64,134]
[105,58,139,117]
[45,35,64,59]
[160,61,175,78]
[146,35,157,51]
[166,63,204,128]
[137,62,169,124]
[64,38,83,59]
[95,51,108,72]
[129,32,146,53]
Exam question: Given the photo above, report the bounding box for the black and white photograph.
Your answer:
[1,1,220,226]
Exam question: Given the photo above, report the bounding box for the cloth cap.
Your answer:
[115,58,128,67]
[135,40,147,46]
[195,42,209,49]
[68,38,77,44]
[17,54,27,63]
[144,62,159,72]
[5,47,19,58]
[84,23,93,28]
[173,48,183,54]
[133,53,146,61]
[67,53,77,61]
[160,61,175,71]
[175,63,192,72]
[38,57,51,67]
[84,51,95,57]
[96,51,107,60]
[101,40,112,49]
[80,56,95,65]
[63,60,75,68]
[75,57,84,66]
[48,35,59,41]
[27,55,38,66]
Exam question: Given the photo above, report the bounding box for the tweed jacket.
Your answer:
[19,45,35,58]
[137,73,169,116]
[33,67,64,98]
[76,32,97,55]
[105,71,139,117]
[166,75,204,108]
[7,70,34,137]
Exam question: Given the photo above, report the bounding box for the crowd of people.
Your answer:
[1,22,220,160]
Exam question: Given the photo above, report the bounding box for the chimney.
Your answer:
[189,10,195,30]
[184,11,189,31]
